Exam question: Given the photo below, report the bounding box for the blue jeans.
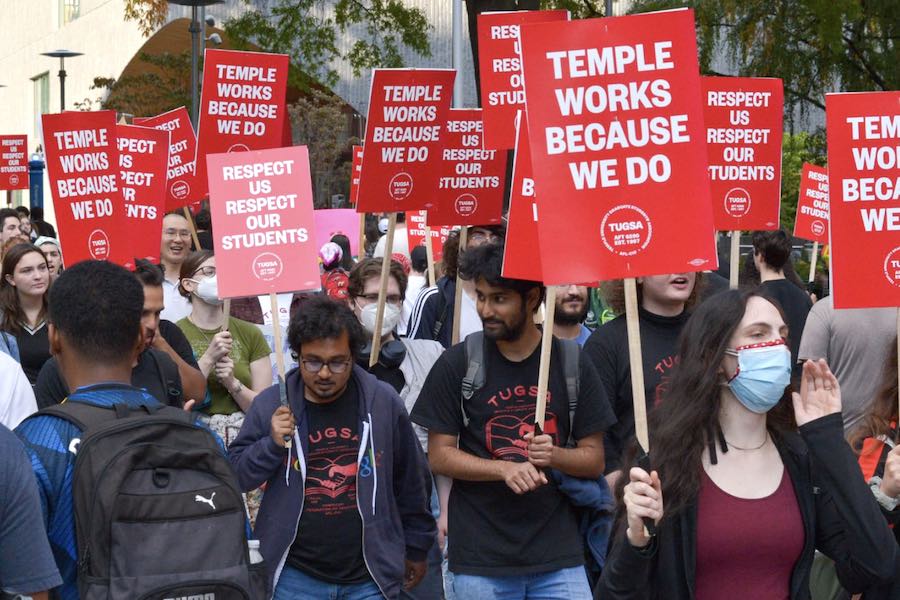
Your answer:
[452,566,592,600]
[274,565,384,600]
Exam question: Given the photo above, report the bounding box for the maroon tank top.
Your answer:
[695,467,804,600]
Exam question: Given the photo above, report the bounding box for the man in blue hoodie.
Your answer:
[229,296,436,599]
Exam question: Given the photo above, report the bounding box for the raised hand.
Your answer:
[792,359,841,427]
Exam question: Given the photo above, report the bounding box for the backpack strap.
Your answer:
[558,338,581,448]
[460,332,485,428]
[432,286,450,341]
[38,399,172,434]
[147,348,183,407]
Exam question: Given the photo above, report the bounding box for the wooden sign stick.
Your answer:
[358,212,367,259]
[183,206,202,251]
[451,227,469,346]
[534,286,557,429]
[808,241,819,284]
[271,291,290,447]
[729,231,740,290]
[424,222,437,286]
[221,300,231,331]
[369,213,397,367]
[624,278,650,453]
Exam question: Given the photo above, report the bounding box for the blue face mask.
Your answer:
[725,341,792,414]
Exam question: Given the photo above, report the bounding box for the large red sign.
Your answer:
[349,145,363,206]
[207,146,320,298]
[519,9,717,284]
[134,107,200,210]
[792,163,829,244]
[0,136,29,190]
[703,77,784,230]
[826,92,900,309]
[196,49,290,198]
[43,111,129,265]
[477,9,569,150]
[503,112,543,281]
[428,109,505,226]
[407,211,451,262]
[117,124,169,267]
[356,69,455,213]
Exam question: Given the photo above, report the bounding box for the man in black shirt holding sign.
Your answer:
[411,242,615,599]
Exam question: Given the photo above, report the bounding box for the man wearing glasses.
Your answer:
[229,296,436,600]
[159,212,194,322]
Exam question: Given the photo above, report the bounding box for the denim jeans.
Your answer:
[452,566,592,600]
[273,565,384,600]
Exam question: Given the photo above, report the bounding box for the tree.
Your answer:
[123,1,433,89]
[629,0,900,117]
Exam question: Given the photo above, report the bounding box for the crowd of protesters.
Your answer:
[0,207,897,600]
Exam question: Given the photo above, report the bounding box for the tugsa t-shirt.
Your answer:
[287,378,369,584]
[583,307,689,473]
[411,336,615,577]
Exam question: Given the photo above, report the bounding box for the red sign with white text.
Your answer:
[43,110,129,265]
[207,146,320,298]
[519,9,717,284]
[117,124,169,266]
[477,10,569,150]
[826,92,900,309]
[503,112,543,281]
[356,69,455,213]
[703,77,784,230]
[792,163,829,244]
[0,136,29,190]
[196,49,290,198]
[428,109,505,226]
[407,211,451,262]
[349,145,363,206]
[134,107,200,210]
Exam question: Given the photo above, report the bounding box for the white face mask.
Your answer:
[188,275,223,306]
[359,302,402,337]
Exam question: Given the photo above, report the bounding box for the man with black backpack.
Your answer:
[15,260,265,600]
[411,242,616,599]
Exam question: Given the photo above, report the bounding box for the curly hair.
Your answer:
[287,295,367,360]
[348,258,408,300]
[459,241,544,312]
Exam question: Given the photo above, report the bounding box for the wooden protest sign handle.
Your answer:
[270,292,291,448]
[424,222,437,286]
[222,300,231,331]
[183,206,202,251]
[729,231,740,290]
[452,227,468,346]
[534,286,557,429]
[624,277,656,536]
[808,241,819,284]
[370,213,397,367]
[358,213,367,260]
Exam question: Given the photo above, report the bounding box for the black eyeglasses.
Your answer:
[299,358,351,374]
[356,292,403,305]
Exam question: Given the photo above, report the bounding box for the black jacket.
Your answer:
[595,414,897,599]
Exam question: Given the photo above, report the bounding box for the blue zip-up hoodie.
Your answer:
[228,365,436,599]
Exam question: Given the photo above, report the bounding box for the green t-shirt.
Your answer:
[177,316,271,415]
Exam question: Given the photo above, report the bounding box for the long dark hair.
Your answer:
[0,243,50,334]
[618,289,797,521]
[330,234,355,271]
[850,337,899,449]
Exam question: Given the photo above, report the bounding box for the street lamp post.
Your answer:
[40,49,83,111]
[169,0,224,129]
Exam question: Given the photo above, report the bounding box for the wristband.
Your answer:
[868,476,900,511]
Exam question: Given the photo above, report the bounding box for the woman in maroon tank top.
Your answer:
[595,290,897,600]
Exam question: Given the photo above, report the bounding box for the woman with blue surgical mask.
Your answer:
[596,290,897,600]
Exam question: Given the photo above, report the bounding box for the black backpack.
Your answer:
[38,400,269,600]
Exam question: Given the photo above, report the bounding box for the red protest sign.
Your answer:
[117,124,168,266]
[349,145,363,206]
[826,92,900,309]
[792,163,829,243]
[356,69,455,213]
[42,110,129,265]
[702,77,784,230]
[0,136,29,190]
[134,107,200,210]
[406,211,451,262]
[477,9,569,150]
[519,9,717,284]
[503,112,543,280]
[196,49,290,198]
[207,145,320,298]
[428,109,505,226]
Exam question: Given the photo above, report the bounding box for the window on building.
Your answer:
[60,0,80,26]
[33,73,50,139]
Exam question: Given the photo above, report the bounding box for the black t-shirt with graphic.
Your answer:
[287,379,369,584]
[411,336,615,577]
[583,307,689,473]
